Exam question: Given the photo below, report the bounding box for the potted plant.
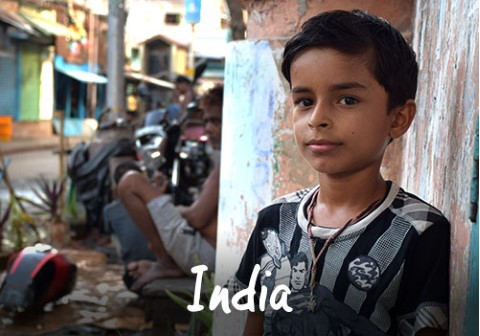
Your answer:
[3,199,39,252]
[0,200,11,269]
[62,180,87,239]
[26,176,69,246]
[165,270,215,336]
[0,201,11,251]
[0,153,40,254]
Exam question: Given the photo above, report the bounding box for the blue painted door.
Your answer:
[464,121,478,335]
[0,53,18,119]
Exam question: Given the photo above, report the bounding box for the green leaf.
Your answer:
[31,187,52,207]
[192,309,212,328]
[165,289,190,309]
[16,196,49,212]
[165,289,213,331]
[64,182,79,216]
[0,202,11,228]
[203,271,215,292]
[29,176,66,218]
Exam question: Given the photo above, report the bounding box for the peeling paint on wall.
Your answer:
[215,40,284,284]
[245,0,414,40]
[404,1,479,334]
[213,40,288,335]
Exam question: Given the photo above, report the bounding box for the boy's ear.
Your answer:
[389,99,416,139]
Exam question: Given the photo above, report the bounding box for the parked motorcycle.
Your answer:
[135,101,211,205]
[67,112,137,234]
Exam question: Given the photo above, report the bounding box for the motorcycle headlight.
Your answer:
[179,151,189,159]
[150,151,161,159]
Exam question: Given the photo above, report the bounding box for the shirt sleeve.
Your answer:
[395,218,450,335]
[226,207,273,310]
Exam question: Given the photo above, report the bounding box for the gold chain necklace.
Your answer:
[305,188,382,312]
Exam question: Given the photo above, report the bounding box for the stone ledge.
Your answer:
[141,277,209,335]
[13,120,53,138]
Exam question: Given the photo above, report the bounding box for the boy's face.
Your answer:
[201,102,222,150]
[290,48,396,177]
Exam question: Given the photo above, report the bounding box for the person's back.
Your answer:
[229,10,449,336]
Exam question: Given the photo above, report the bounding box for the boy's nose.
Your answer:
[308,103,331,128]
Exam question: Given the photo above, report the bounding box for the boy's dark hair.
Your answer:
[201,85,224,108]
[281,9,418,110]
[113,161,141,184]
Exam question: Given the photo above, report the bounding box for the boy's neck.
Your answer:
[312,172,387,228]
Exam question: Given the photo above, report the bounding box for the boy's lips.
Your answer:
[305,139,342,153]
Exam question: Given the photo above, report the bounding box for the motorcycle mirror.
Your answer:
[193,58,208,84]
[186,100,200,113]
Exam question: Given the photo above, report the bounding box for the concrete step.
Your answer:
[141,277,209,335]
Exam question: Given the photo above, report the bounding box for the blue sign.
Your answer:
[185,0,201,24]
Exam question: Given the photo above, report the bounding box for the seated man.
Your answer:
[103,161,155,289]
[117,85,223,291]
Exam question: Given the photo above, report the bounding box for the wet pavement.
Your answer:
[0,242,153,336]
[0,180,154,336]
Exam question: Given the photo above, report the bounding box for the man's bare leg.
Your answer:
[127,259,153,279]
[118,171,184,290]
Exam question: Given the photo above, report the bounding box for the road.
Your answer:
[4,149,61,181]
[0,149,62,225]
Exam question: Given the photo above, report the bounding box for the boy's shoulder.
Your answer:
[255,186,313,220]
[390,184,450,233]
[257,183,449,234]
[271,187,313,205]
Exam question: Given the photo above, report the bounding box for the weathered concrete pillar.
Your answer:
[406,1,478,334]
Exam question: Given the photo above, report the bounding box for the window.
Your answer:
[165,13,181,25]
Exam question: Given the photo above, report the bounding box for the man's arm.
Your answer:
[178,163,220,230]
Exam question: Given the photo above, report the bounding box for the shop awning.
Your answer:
[20,8,83,40]
[54,56,108,84]
[125,72,175,89]
[0,8,40,37]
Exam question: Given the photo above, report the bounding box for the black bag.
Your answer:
[67,138,136,233]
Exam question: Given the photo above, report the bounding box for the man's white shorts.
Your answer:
[147,195,215,275]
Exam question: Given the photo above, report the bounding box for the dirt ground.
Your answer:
[0,242,154,336]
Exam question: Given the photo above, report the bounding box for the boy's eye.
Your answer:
[339,97,358,105]
[293,98,313,107]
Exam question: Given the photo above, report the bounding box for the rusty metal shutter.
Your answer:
[0,53,17,119]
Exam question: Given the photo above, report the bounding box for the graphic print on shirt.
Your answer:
[289,251,309,292]
[259,228,291,297]
[347,255,381,291]
[259,227,385,336]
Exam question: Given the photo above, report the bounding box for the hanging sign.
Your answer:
[185,0,201,24]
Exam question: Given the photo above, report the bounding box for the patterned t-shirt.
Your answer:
[228,181,449,335]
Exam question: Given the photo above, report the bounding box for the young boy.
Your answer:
[228,9,449,336]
